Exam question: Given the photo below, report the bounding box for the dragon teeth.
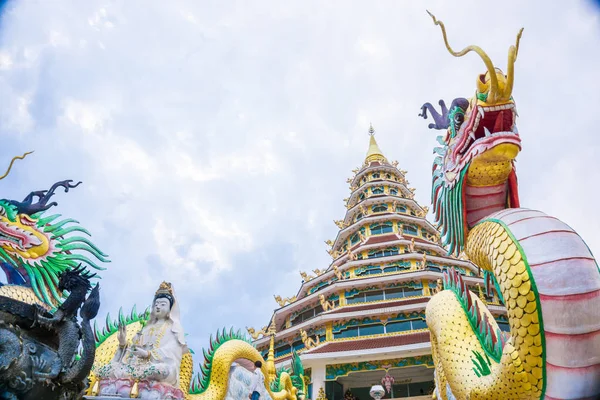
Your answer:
[484,127,492,137]
[478,108,485,118]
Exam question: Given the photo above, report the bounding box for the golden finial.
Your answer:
[1,151,34,181]
[365,124,387,163]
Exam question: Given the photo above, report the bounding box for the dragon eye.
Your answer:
[453,113,464,130]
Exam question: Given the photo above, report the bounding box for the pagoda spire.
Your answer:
[365,124,387,163]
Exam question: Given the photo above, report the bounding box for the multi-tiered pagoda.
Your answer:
[250,128,506,400]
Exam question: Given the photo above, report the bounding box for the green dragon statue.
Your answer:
[0,152,110,308]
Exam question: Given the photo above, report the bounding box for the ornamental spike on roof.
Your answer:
[365,125,387,163]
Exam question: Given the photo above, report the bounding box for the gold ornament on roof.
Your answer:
[274,295,297,307]
[325,240,334,247]
[246,326,268,340]
[313,268,325,276]
[409,238,416,253]
[333,266,344,280]
[358,231,367,243]
[392,160,399,167]
[334,220,346,229]
[300,271,315,282]
[300,329,320,350]
[319,294,335,311]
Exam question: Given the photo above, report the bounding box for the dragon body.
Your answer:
[90,311,301,400]
[420,13,600,400]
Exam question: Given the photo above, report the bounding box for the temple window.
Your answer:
[367,247,399,259]
[385,319,427,333]
[274,344,291,358]
[332,318,426,340]
[290,304,324,326]
[390,187,398,195]
[292,339,305,351]
[364,289,384,302]
[403,224,418,235]
[383,265,401,273]
[370,222,393,235]
[359,323,385,336]
[349,233,360,245]
[371,186,384,195]
[372,172,380,179]
[354,213,363,222]
[395,204,406,212]
[371,204,388,213]
[385,173,391,179]
[346,286,420,305]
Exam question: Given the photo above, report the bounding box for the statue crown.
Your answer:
[155,281,173,297]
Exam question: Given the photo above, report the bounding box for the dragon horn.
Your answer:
[504,27,524,101]
[426,11,500,103]
[0,151,34,181]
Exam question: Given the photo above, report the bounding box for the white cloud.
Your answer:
[0,0,599,370]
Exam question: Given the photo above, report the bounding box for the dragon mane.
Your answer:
[0,180,110,306]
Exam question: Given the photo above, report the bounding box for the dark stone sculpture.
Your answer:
[0,266,100,400]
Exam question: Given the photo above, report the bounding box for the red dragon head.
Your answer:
[418,12,524,255]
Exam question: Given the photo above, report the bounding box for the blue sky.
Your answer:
[1,0,599,358]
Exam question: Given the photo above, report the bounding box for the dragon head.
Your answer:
[419,12,523,255]
[57,264,95,293]
[0,153,109,306]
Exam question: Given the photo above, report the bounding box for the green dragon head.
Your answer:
[0,153,109,306]
[418,12,524,255]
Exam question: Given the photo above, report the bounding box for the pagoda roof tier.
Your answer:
[297,254,479,302]
[350,162,407,188]
[300,241,479,300]
[256,273,505,347]
[330,244,472,271]
[253,293,434,347]
[343,195,427,226]
[346,180,415,206]
[304,330,431,356]
[331,212,440,251]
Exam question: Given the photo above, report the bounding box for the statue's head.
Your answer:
[153,281,174,320]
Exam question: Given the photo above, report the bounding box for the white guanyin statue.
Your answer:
[96,282,189,399]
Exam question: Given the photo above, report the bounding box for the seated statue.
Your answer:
[95,282,189,399]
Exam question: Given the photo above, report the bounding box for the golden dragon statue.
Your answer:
[418,12,600,400]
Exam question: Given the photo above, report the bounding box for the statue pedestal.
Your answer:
[84,397,122,400]
[91,378,185,400]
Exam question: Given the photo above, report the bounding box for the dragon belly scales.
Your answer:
[419,12,600,400]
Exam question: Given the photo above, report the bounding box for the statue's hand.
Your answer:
[131,347,149,359]
[117,323,127,347]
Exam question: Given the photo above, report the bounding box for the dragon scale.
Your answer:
[420,12,600,400]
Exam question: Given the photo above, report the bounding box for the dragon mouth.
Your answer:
[0,221,43,251]
[458,103,521,159]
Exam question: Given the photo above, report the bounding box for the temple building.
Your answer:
[251,127,507,400]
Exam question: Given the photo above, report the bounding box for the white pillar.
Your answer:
[310,362,327,399]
